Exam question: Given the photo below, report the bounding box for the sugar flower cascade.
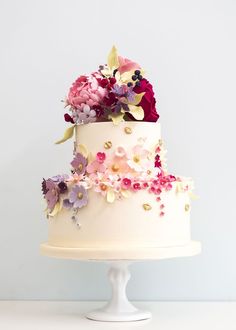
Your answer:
[56,46,159,144]
[42,46,194,223]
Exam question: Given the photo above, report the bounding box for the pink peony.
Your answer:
[118,56,141,74]
[67,73,107,109]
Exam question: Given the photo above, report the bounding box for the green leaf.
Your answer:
[108,113,125,125]
[49,202,60,217]
[107,45,119,70]
[128,105,144,120]
[107,189,115,203]
[55,125,75,144]
[130,92,145,105]
[189,192,198,200]
[77,144,89,158]
[121,189,131,198]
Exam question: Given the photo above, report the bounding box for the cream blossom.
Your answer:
[127,145,151,172]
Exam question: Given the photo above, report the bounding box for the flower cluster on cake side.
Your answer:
[41,46,194,224]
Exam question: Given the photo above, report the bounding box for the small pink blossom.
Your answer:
[87,160,106,174]
[160,211,165,217]
[121,178,132,190]
[96,152,106,163]
[107,151,130,174]
[133,182,141,190]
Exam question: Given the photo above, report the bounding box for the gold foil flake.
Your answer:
[104,141,112,149]
[111,164,119,172]
[158,139,163,146]
[143,203,152,211]
[124,126,132,134]
[185,204,190,212]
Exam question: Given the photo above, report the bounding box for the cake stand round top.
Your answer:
[40,240,201,261]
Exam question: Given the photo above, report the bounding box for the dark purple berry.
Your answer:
[134,70,141,75]
[132,75,138,81]
[127,82,133,87]
[58,181,68,193]
[135,81,141,87]
[138,75,143,80]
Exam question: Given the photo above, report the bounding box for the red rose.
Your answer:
[133,79,159,122]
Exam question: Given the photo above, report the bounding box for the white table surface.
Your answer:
[0,301,235,330]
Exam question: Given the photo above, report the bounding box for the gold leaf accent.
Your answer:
[104,141,112,149]
[77,144,89,158]
[107,189,115,203]
[189,192,198,200]
[143,203,152,211]
[48,202,61,217]
[107,45,119,70]
[129,105,144,120]
[121,189,131,198]
[108,112,125,125]
[185,204,190,212]
[55,125,75,144]
[124,126,132,134]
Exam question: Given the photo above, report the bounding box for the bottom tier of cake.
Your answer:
[47,182,192,249]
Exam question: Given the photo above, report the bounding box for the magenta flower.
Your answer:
[71,153,87,175]
[121,178,132,190]
[69,185,88,209]
[96,152,106,163]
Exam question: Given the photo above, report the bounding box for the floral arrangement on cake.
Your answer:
[56,46,159,144]
[42,138,193,220]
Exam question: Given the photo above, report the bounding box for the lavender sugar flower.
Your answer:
[71,153,87,175]
[69,185,88,209]
[44,179,59,210]
[73,105,96,124]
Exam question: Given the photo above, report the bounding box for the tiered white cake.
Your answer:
[41,46,199,258]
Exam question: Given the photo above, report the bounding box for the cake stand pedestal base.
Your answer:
[86,261,151,322]
[40,241,201,322]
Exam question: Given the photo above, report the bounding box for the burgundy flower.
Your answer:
[103,92,117,107]
[133,79,159,122]
[41,178,48,195]
[64,113,75,124]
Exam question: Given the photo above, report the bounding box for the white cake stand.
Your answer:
[40,241,201,322]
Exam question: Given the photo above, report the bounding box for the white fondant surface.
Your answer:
[48,186,191,248]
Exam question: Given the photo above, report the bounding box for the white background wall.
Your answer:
[0,0,235,301]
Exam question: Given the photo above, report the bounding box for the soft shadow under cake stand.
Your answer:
[40,241,201,322]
